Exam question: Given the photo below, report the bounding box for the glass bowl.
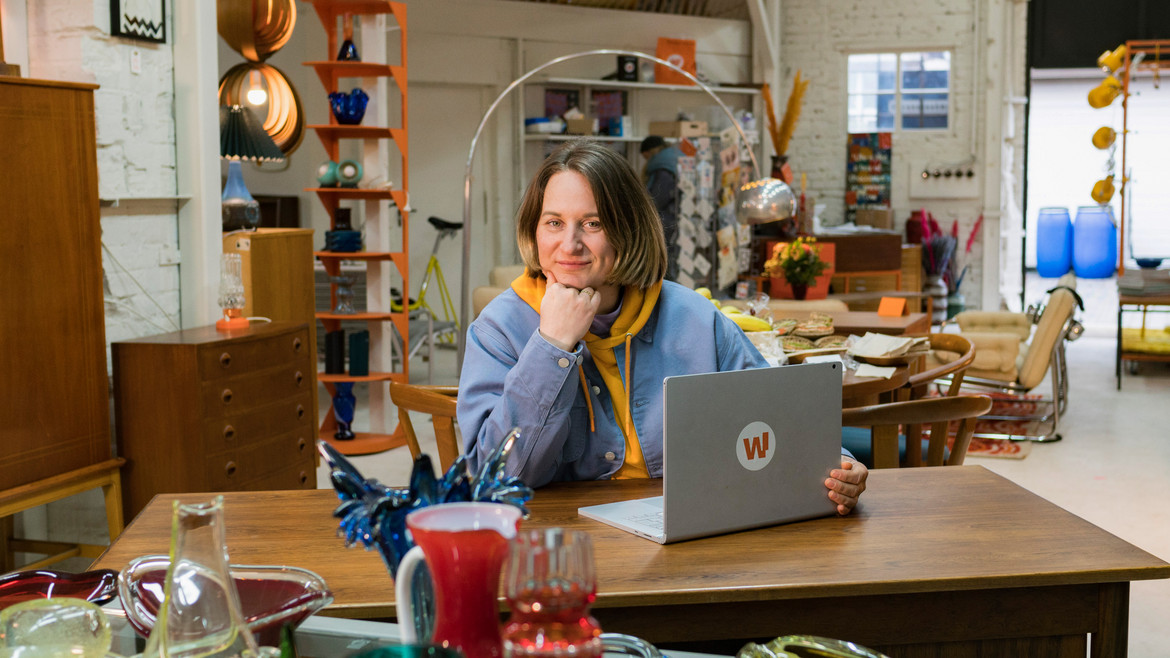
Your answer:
[0,569,119,610]
[329,88,369,125]
[117,555,333,647]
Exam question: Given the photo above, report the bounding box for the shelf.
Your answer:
[318,431,406,456]
[525,134,642,143]
[308,125,395,140]
[315,250,399,261]
[318,371,398,383]
[306,187,396,200]
[305,61,394,78]
[545,76,760,95]
[308,0,398,15]
[316,311,398,321]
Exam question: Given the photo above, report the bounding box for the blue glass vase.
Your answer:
[332,383,356,440]
[329,89,369,125]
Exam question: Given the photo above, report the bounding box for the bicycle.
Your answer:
[390,215,461,331]
[389,216,462,381]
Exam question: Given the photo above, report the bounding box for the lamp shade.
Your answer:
[736,177,797,225]
[220,105,284,162]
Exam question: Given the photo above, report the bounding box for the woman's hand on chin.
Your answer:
[539,269,600,351]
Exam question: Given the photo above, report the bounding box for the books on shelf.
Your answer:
[1119,269,1170,296]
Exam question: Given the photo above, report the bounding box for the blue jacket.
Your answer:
[457,280,768,487]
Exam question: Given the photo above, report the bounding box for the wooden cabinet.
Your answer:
[0,77,111,491]
[304,0,411,456]
[112,323,316,519]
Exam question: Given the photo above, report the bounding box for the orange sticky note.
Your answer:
[878,297,908,317]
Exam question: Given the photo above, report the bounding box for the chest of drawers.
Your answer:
[112,322,317,519]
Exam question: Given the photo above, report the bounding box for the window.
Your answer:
[848,51,951,132]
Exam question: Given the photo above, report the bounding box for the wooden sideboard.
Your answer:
[112,322,317,519]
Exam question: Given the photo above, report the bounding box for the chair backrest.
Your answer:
[905,333,975,398]
[1017,285,1077,389]
[388,382,460,472]
[842,395,993,468]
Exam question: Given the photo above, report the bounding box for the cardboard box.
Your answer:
[648,120,708,138]
[855,208,894,230]
[564,118,595,135]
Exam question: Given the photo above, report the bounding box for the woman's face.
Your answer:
[536,170,618,298]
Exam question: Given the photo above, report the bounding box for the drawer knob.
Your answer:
[219,352,232,368]
[225,461,238,478]
[223,425,236,441]
[296,404,305,420]
[298,437,307,452]
[221,389,233,405]
[294,371,304,386]
[293,337,303,352]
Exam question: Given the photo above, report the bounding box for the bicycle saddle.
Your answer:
[428,216,463,231]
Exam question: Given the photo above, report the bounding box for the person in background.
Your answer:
[639,135,682,282]
[457,138,867,515]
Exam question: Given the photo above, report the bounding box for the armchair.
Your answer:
[943,274,1083,442]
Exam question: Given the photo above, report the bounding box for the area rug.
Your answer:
[940,392,1050,460]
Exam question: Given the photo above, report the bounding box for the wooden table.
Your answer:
[94,467,1169,657]
[841,363,909,407]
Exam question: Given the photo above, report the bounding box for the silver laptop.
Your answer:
[578,362,843,544]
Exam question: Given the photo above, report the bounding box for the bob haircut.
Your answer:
[516,139,667,290]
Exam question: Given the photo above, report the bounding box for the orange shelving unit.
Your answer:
[305,0,410,456]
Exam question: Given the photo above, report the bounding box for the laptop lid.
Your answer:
[661,361,843,542]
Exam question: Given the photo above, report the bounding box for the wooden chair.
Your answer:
[902,333,976,400]
[389,382,461,472]
[0,459,126,571]
[842,395,993,469]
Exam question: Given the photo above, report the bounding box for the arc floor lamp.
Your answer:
[458,49,796,367]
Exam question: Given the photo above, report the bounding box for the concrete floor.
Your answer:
[322,300,1170,655]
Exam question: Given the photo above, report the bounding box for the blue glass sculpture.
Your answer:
[319,430,532,642]
[329,88,369,125]
[332,383,357,440]
[318,428,532,575]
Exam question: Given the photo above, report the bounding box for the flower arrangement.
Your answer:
[765,236,829,289]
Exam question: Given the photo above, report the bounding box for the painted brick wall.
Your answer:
[28,0,182,349]
[24,0,180,548]
[780,0,1024,309]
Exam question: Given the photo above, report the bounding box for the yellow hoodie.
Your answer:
[512,273,662,478]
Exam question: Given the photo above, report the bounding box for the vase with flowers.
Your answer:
[764,236,829,300]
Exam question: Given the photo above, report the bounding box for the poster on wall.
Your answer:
[845,132,891,224]
[110,0,166,44]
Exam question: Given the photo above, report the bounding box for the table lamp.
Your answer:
[220,104,284,231]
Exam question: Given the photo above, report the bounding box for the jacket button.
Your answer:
[591,385,601,395]
[558,357,570,368]
[605,451,616,460]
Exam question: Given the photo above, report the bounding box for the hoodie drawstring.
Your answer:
[624,333,633,436]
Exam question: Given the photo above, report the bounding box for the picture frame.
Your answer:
[110,0,166,44]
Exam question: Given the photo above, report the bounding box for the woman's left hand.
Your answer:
[825,456,867,515]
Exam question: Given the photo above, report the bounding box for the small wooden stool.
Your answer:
[0,458,126,572]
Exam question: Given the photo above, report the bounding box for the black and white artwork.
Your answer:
[110,0,166,44]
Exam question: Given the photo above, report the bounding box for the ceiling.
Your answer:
[507,0,750,21]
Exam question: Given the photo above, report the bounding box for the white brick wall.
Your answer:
[780,0,1026,309]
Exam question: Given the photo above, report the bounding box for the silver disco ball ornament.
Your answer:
[736,177,797,225]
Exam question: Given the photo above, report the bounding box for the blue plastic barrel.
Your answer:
[1035,207,1072,277]
[1072,205,1118,278]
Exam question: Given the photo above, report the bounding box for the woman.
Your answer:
[458,140,866,514]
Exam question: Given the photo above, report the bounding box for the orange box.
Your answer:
[767,242,835,300]
[655,37,696,85]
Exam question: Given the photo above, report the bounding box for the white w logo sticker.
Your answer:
[736,421,776,471]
